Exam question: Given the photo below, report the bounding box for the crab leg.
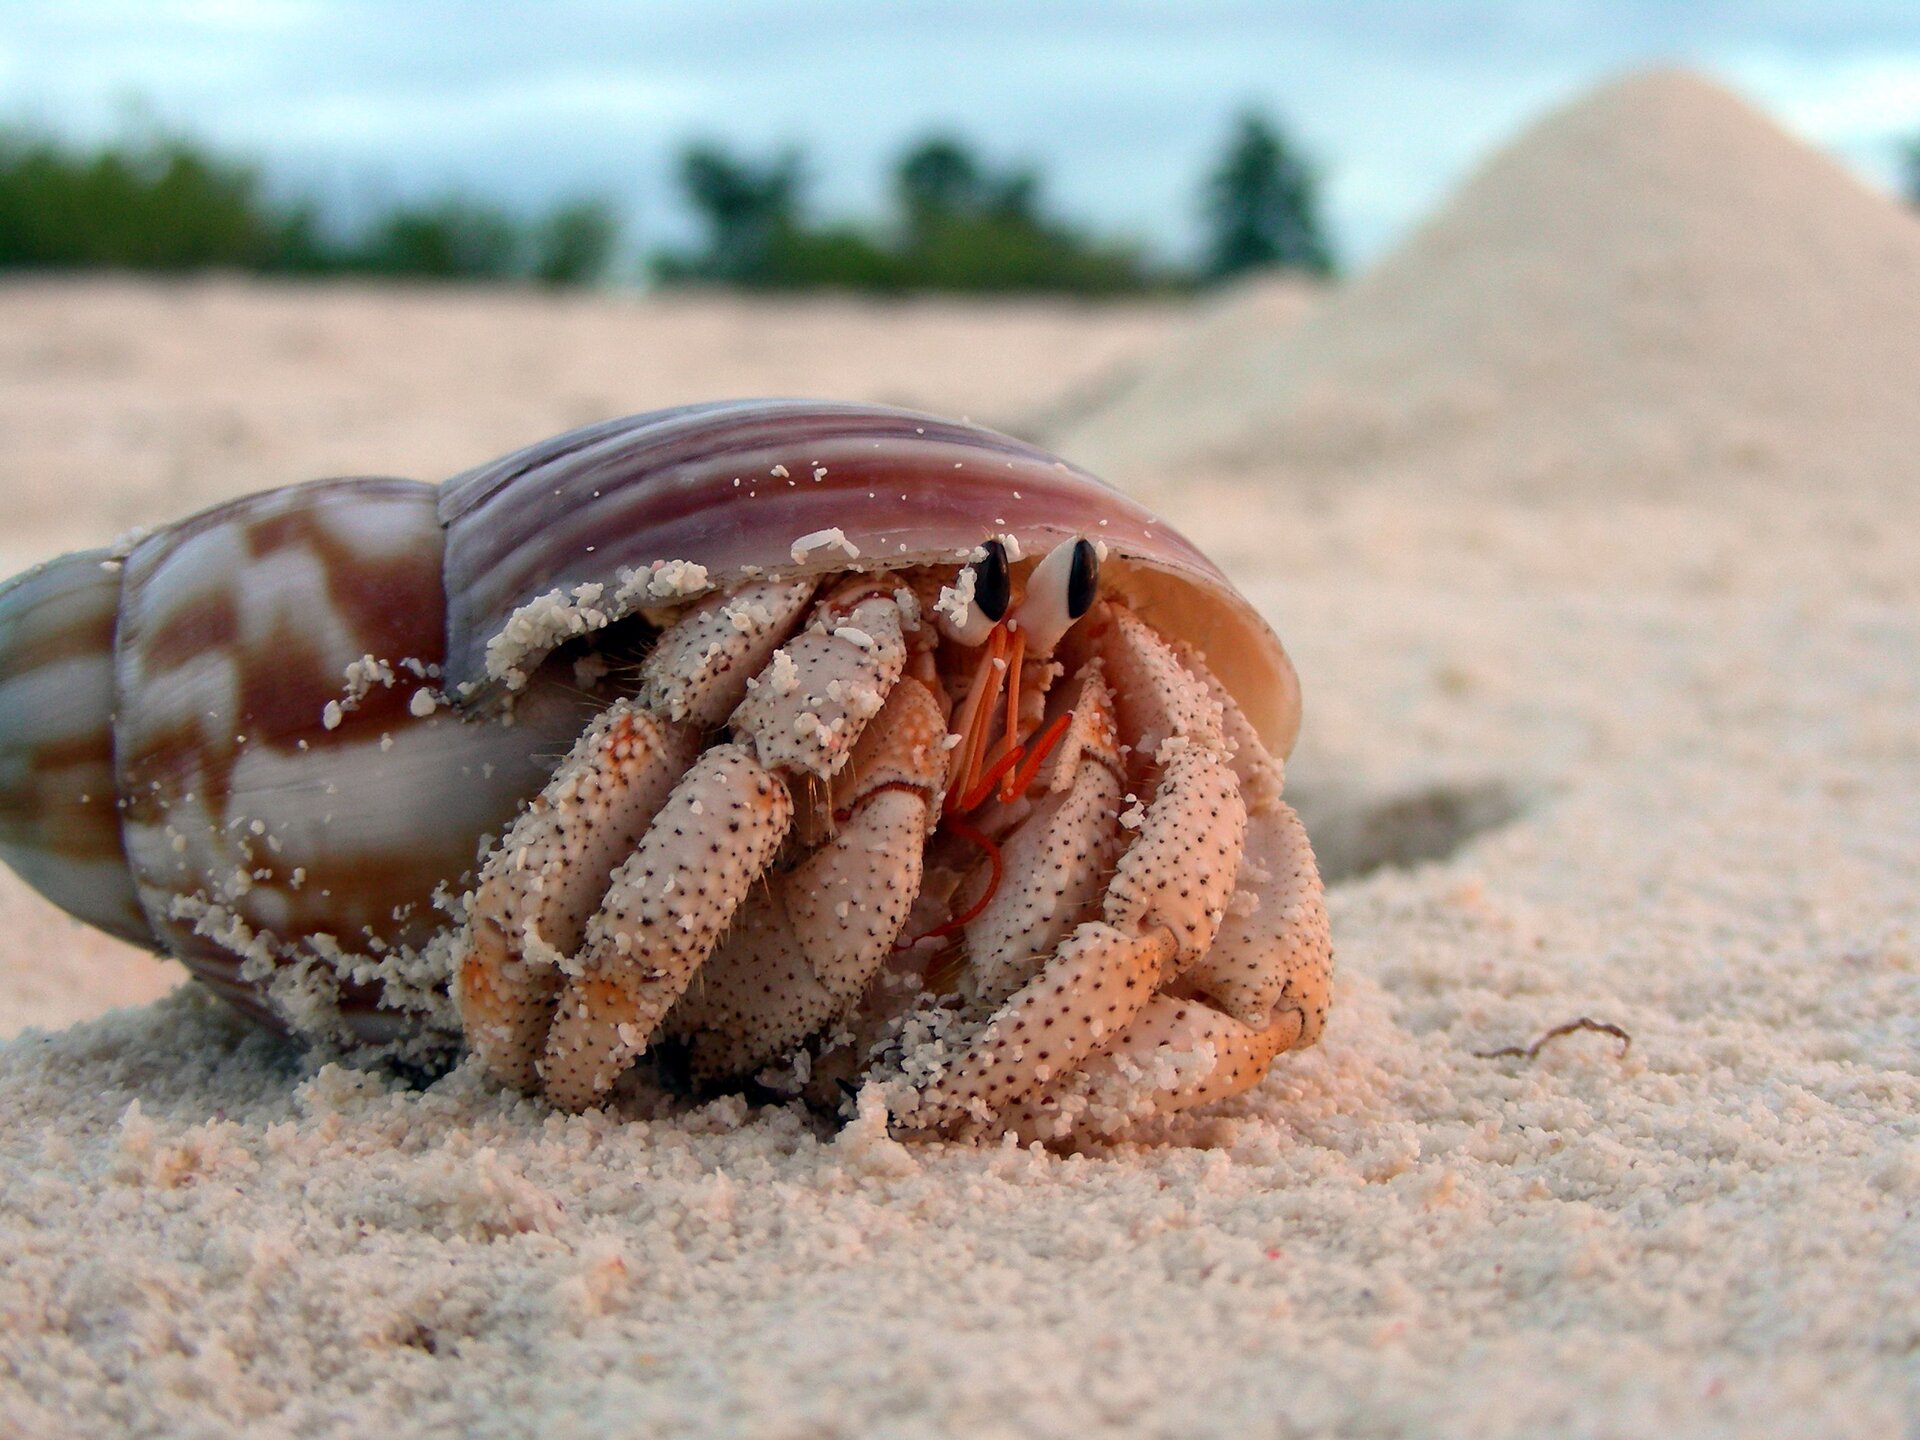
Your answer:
[1113,641,1331,1056]
[541,741,794,1107]
[640,578,821,728]
[1169,635,1286,816]
[537,577,915,1108]
[1007,996,1307,1144]
[454,579,816,1091]
[670,675,948,1080]
[907,922,1177,1131]
[1011,649,1334,1140]
[903,605,1249,1133]
[455,703,700,1092]
[1181,803,1332,1044]
[1008,802,1332,1141]
[730,578,911,779]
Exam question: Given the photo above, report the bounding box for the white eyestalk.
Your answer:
[1011,537,1100,655]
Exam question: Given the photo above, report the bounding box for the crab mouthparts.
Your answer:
[946,621,1023,810]
[899,621,1077,952]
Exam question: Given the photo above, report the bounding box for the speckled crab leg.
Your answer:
[903,605,1249,1134]
[540,742,795,1107]
[539,575,914,1109]
[670,674,950,1083]
[454,577,817,1095]
[1011,650,1333,1142]
[1007,802,1332,1143]
[455,702,701,1093]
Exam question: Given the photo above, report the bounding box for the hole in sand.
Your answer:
[1289,778,1526,885]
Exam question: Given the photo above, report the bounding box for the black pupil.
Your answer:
[972,541,1011,621]
[1067,539,1099,617]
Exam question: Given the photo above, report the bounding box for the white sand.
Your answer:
[2,71,1916,1437]
[1056,70,1920,504]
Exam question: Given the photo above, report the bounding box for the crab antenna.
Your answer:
[1011,538,1099,655]
[944,623,1008,805]
[998,624,1028,757]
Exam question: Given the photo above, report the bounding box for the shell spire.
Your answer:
[0,548,153,947]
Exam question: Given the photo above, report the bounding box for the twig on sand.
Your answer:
[1474,1017,1632,1062]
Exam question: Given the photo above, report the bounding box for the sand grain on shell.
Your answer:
[2,68,1918,1438]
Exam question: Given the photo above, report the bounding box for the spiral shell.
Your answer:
[0,400,1299,1055]
[439,400,1299,753]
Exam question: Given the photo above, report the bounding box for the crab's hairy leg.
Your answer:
[731,579,910,780]
[455,914,551,1096]
[454,702,700,1092]
[1101,745,1247,970]
[1082,606,1250,974]
[1076,604,1228,774]
[679,676,949,1082]
[1182,803,1332,1044]
[909,920,1177,1133]
[1007,996,1308,1144]
[1010,806,1331,1141]
[776,678,946,1008]
[1169,635,1285,815]
[455,578,815,1095]
[902,606,1251,1134]
[640,578,818,727]
[1017,667,1332,1141]
[1155,640,1333,1044]
[904,747,1243,1132]
[536,579,918,1109]
[539,742,793,1109]
[668,887,818,1077]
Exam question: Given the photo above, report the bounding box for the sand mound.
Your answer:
[1058,69,1920,499]
[1025,271,1320,438]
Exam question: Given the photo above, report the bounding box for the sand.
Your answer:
[2,70,1916,1438]
[1055,70,1920,505]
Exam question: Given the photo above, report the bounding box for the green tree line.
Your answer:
[0,127,618,284]
[0,113,1332,292]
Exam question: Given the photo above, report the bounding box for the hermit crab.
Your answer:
[0,400,1330,1141]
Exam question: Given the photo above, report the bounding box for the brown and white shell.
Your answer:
[0,400,1299,1052]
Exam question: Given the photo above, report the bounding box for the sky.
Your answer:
[2,1,1917,268]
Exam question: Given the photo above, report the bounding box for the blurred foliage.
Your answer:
[889,135,1153,293]
[0,124,621,286]
[352,195,522,279]
[1902,135,1920,209]
[653,134,1167,295]
[0,127,278,269]
[1201,111,1333,281]
[0,114,1338,293]
[531,199,621,286]
[652,144,809,284]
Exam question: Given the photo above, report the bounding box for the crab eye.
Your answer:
[972,540,1012,623]
[937,539,1011,645]
[1013,537,1099,654]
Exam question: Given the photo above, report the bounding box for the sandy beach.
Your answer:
[2,72,1915,1438]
